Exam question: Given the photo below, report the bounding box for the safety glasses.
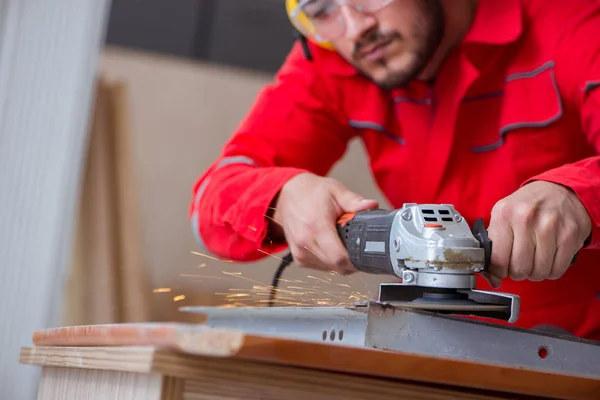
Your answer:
[289,0,394,43]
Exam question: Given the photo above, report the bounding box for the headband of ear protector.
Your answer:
[285,0,335,51]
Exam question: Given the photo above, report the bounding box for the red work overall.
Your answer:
[191,0,600,340]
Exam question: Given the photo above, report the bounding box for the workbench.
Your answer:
[19,321,600,400]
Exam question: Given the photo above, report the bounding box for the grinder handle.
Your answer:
[336,209,397,276]
[471,218,579,270]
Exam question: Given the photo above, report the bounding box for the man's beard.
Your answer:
[352,0,445,90]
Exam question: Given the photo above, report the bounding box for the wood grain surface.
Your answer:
[23,323,600,400]
[21,347,541,400]
[36,366,164,400]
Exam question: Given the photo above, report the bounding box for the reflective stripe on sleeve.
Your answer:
[191,156,260,254]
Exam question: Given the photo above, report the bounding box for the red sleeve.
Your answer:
[522,3,600,249]
[189,42,356,262]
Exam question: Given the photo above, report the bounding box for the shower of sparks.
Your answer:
[207,269,372,308]
[184,225,376,308]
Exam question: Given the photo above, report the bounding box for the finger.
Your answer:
[549,226,582,280]
[529,217,557,282]
[549,244,575,280]
[480,270,503,289]
[509,220,535,281]
[288,229,325,271]
[329,182,379,213]
[487,220,514,281]
[315,228,357,275]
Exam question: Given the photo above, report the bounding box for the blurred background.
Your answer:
[0,1,390,397]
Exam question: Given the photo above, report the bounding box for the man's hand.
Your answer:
[270,173,379,274]
[486,181,592,288]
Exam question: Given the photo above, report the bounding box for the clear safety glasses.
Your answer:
[289,0,395,43]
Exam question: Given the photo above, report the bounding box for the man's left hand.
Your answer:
[485,181,592,288]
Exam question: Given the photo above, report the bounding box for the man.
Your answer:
[190,0,600,339]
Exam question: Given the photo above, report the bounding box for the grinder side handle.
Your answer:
[336,209,397,276]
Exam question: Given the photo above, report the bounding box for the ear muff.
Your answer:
[286,0,335,51]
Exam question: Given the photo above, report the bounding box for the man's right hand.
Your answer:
[270,173,379,275]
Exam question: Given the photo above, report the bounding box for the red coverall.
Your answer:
[190,0,600,339]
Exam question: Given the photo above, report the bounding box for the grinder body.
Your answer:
[336,204,488,290]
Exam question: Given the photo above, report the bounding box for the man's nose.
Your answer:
[339,5,378,41]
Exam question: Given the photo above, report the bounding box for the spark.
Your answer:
[222,271,269,287]
[256,249,290,263]
[307,275,332,284]
[303,246,320,257]
[173,295,186,302]
[263,214,282,226]
[278,278,306,283]
[248,225,257,231]
[190,251,233,263]
[153,288,172,293]
[180,274,225,279]
[198,263,207,268]
[190,251,220,261]
[215,293,251,298]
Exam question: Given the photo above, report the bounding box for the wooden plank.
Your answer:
[22,347,529,400]
[21,323,600,400]
[161,376,185,400]
[68,78,122,325]
[104,80,152,323]
[180,371,518,400]
[36,366,164,400]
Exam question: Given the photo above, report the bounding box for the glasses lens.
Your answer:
[291,0,393,42]
[351,0,393,12]
[292,0,344,42]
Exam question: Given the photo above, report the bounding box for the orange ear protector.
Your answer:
[285,0,336,51]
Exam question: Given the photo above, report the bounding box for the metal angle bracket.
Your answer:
[179,305,370,347]
[181,301,600,379]
[363,301,600,379]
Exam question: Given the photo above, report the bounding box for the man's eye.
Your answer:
[308,8,328,19]
[302,1,334,19]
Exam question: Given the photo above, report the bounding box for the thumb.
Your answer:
[481,271,503,289]
[333,186,379,213]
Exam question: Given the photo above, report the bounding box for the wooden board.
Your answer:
[22,323,600,400]
[21,347,538,400]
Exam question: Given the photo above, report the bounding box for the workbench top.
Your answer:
[18,322,600,400]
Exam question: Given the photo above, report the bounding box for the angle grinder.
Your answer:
[269,203,521,323]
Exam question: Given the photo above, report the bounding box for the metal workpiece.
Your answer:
[179,305,369,347]
[182,301,600,379]
[364,302,600,379]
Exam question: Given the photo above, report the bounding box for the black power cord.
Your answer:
[268,252,294,307]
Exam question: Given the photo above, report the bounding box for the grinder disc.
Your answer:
[386,289,510,312]
[387,301,509,312]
